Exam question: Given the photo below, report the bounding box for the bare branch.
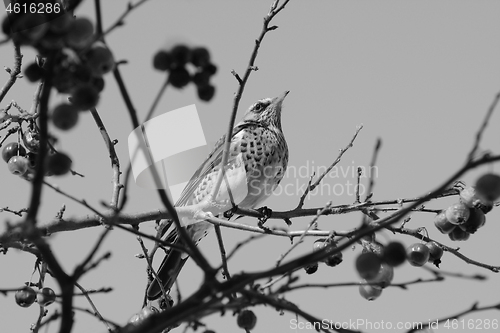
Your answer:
[89,107,123,209]
[467,90,500,161]
[102,0,150,37]
[364,138,381,202]
[74,282,113,331]
[0,42,22,103]
[310,125,363,192]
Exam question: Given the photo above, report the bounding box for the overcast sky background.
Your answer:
[1,1,500,332]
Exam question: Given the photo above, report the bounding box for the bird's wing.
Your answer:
[174,120,260,207]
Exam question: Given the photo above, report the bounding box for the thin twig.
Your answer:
[310,125,363,192]
[467,90,500,161]
[295,174,315,209]
[0,206,28,216]
[364,138,381,202]
[136,234,169,307]
[143,76,169,122]
[0,42,22,103]
[74,282,112,331]
[102,0,150,37]
[89,107,123,208]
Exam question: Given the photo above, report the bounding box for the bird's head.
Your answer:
[241,91,289,129]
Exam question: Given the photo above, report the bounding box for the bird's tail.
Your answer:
[147,236,188,301]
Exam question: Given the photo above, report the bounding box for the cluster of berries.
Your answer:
[153,45,217,101]
[406,241,443,267]
[15,285,56,308]
[2,131,72,177]
[3,11,114,131]
[355,242,400,301]
[355,239,442,300]
[434,174,500,241]
[303,237,343,274]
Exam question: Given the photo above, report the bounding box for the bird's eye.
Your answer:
[254,102,265,112]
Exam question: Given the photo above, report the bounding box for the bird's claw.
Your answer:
[223,204,238,219]
[257,206,273,232]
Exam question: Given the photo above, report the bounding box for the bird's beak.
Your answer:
[272,90,289,106]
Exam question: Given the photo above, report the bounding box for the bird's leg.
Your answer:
[256,206,273,231]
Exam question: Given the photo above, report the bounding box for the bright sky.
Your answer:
[1,1,500,333]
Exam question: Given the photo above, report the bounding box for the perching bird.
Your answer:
[147,91,290,301]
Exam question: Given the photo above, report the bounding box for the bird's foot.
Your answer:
[257,206,273,232]
[223,204,239,219]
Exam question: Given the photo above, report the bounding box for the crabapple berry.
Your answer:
[445,202,470,225]
[313,238,342,266]
[406,243,430,267]
[460,186,480,208]
[171,45,191,66]
[24,62,45,82]
[190,47,210,67]
[425,241,443,266]
[459,208,485,234]
[359,282,382,301]
[448,227,470,241]
[304,263,318,274]
[381,241,406,267]
[46,152,72,176]
[153,50,173,71]
[237,310,257,330]
[169,67,191,88]
[197,84,216,102]
[8,156,29,175]
[71,84,99,110]
[2,142,26,162]
[26,152,37,170]
[52,103,79,130]
[15,286,37,308]
[366,262,394,288]
[459,186,492,213]
[37,287,56,306]
[65,17,94,49]
[192,70,210,87]
[91,77,105,92]
[203,63,217,75]
[355,252,382,280]
[313,238,327,252]
[86,42,115,77]
[22,130,40,152]
[434,210,456,234]
[475,173,500,202]
[49,13,72,34]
